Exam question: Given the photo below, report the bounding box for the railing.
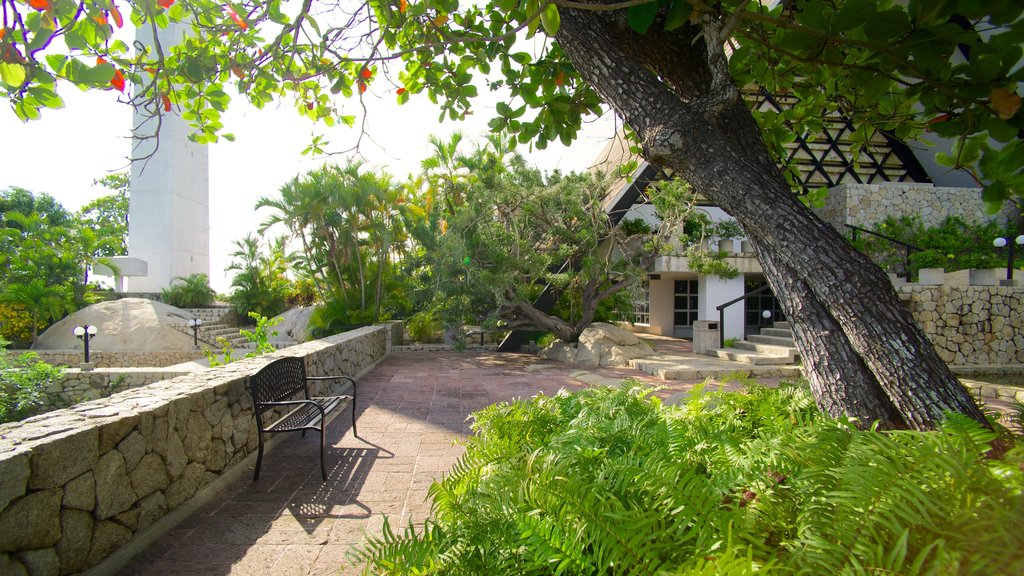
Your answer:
[715,284,773,349]
[846,224,922,281]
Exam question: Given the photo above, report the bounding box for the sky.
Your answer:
[0,69,619,293]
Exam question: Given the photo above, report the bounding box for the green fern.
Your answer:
[352,381,1024,575]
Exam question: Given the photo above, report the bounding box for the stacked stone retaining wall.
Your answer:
[900,285,1023,365]
[36,369,196,413]
[815,183,1019,230]
[5,350,208,369]
[0,325,387,575]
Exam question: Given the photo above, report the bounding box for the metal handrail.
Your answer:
[845,224,922,281]
[714,284,773,349]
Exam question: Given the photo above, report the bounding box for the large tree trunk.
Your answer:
[555,9,987,429]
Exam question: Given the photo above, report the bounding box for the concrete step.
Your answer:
[747,334,797,347]
[733,341,798,356]
[773,321,792,330]
[715,348,793,365]
[759,327,794,339]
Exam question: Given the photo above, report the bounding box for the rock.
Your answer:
[165,462,206,510]
[129,453,169,500]
[112,508,140,531]
[206,439,227,472]
[0,451,29,512]
[35,298,195,352]
[14,548,59,576]
[62,472,95,512]
[0,488,62,551]
[118,431,147,473]
[183,412,212,463]
[56,510,92,574]
[271,306,314,344]
[94,452,135,519]
[28,427,99,490]
[85,520,132,569]
[99,415,139,454]
[137,493,168,533]
[0,554,27,576]
[538,323,654,367]
[164,432,187,479]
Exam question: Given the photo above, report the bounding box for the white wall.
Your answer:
[127,21,210,292]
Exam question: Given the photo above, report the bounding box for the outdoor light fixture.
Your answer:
[992,234,1024,281]
[73,324,98,363]
[761,309,772,330]
[187,318,203,347]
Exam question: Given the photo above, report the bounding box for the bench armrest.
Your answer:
[305,375,355,385]
[258,399,325,412]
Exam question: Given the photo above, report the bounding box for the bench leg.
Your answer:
[319,427,327,482]
[254,433,265,481]
[351,400,358,438]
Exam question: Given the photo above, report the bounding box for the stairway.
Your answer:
[175,307,252,350]
[715,321,801,365]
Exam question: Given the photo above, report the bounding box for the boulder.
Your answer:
[270,306,315,344]
[35,298,194,351]
[538,323,654,367]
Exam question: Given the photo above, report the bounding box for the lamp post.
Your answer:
[73,325,98,364]
[188,318,203,347]
[761,309,772,331]
[992,234,1024,281]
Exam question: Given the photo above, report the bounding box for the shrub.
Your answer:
[162,274,217,308]
[352,382,1024,575]
[1,339,63,423]
[405,309,442,343]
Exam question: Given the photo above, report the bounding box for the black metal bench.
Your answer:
[249,357,358,481]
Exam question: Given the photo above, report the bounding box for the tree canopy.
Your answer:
[4,0,1021,428]
[2,1,1020,206]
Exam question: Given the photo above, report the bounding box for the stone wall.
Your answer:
[0,325,387,575]
[900,285,1023,365]
[36,369,197,414]
[815,183,1019,230]
[5,350,207,369]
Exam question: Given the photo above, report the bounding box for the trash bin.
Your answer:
[692,320,720,356]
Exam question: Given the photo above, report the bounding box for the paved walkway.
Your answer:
[114,347,1018,575]
[115,351,689,576]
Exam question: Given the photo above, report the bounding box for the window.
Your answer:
[674,279,699,327]
[633,280,650,325]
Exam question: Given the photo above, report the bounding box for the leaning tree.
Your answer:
[3,0,1021,429]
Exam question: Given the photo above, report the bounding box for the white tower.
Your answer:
[127,21,210,293]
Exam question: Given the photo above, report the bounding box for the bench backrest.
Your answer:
[250,357,309,412]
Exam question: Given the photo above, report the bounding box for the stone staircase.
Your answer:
[715,321,801,365]
[175,306,252,350]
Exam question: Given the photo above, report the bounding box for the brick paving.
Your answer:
[115,351,670,576]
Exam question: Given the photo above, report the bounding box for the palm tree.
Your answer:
[0,280,70,347]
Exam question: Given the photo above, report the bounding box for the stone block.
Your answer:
[165,462,206,510]
[137,492,167,533]
[0,488,63,551]
[14,547,59,576]
[164,432,187,479]
[0,554,27,576]
[118,431,147,473]
[85,520,132,569]
[206,439,227,472]
[28,427,99,490]
[62,471,95,512]
[0,451,29,512]
[183,412,213,463]
[129,453,169,500]
[112,508,140,531]
[98,414,139,454]
[917,268,944,285]
[56,509,92,574]
[94,452,135,519]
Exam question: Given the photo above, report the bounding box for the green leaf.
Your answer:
[627,2,659,35]
[78,63,116,86]
[664,0,690,31]
[0,62,27,88]
[540,4,560,36]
